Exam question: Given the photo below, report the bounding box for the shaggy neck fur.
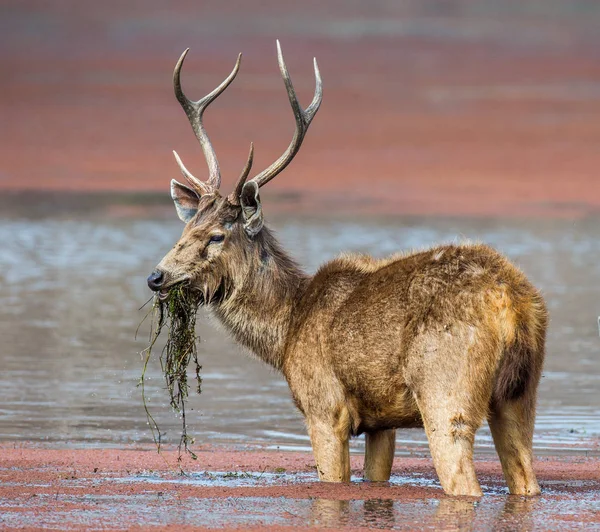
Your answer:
[213,226,308,370]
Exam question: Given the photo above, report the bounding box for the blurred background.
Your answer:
[3,0,600,215]
[1,1,599,455]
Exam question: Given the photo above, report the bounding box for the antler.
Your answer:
[173,48,241,194]
[249,40,323,189]
[228,143,255,205]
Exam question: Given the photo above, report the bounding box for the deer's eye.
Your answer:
[208,234,225,244]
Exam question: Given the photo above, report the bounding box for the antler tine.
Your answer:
[172,150,212,196]
[173,48,242,191]
[228,143,255,205]
[250,40,323,188]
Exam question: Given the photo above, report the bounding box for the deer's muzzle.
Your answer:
[147,269,164,291]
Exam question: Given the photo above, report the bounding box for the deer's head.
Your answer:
[147,42,322,303]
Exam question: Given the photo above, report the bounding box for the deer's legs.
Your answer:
[407,361,486,495]
[417,399,483,496]
[307,415,351,482]
[488,395,540,496]
[364,429,396,481]
[406,328,498,496]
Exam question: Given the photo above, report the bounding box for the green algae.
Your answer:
[138,285,202,461]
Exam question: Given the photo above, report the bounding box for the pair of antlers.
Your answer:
[173,41,323,205]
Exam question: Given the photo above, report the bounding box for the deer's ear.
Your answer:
[171,179,199,222]
[240,181,263,237]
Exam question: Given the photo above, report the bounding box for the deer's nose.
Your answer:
[147,270,164,291]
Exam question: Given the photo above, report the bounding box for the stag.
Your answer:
[147,42,547,497]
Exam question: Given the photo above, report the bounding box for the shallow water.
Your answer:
[0,204,599,456]
[2,468,599,530]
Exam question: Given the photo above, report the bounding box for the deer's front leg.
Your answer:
[307,413,351,482]
[364,429,396,481]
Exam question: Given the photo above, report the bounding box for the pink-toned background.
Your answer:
[2,1,600,217]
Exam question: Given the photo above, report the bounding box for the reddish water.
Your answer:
[2,1,600,216]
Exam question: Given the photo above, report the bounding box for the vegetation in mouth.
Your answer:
[138,284,202,462]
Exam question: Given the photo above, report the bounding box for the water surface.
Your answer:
[0,206,599,456]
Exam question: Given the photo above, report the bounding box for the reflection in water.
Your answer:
[434,498,477,530]
[433,496,540,531]
[306,493,551,529]
[310,498,350,528]
[310,498,396,529]
[0,212,599,454]
[497,496,537,531]
[364,498,396,529]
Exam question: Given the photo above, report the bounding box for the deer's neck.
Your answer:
[213,227,308,370]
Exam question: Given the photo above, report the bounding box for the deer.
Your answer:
[147,41,548,497]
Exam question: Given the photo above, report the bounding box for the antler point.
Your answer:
[178,48,190,63]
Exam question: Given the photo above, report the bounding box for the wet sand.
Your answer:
[1,446,599,530]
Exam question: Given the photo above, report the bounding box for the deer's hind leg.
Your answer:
[406,327,499,497]
[414,395,485,496]
[488,392,540,496]
[364,429,396,481]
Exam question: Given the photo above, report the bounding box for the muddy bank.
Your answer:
[0,447,599,530]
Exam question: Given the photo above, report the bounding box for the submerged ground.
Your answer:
[1,448,599,530]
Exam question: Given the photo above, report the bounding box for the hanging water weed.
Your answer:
[138,284,202,461]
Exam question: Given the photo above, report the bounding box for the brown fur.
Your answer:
[152,192,547,497]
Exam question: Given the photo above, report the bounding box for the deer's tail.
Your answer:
[492,286,547,408]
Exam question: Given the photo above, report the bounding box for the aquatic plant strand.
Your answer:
[139,285,202,461]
